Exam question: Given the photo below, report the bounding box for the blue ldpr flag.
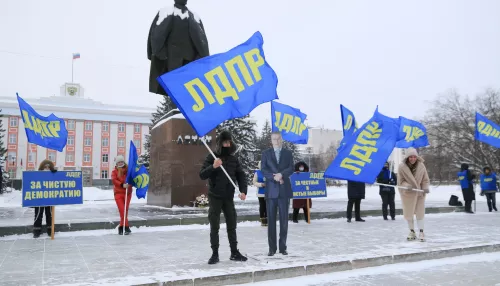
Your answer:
[271,101,308,144]
[157,31,278,137]
[475,112,500,148]
[340,104,357,137]
[396,117,429,148]
[126,141,149,199]
[16,93,68,152]
[325,108,400,184]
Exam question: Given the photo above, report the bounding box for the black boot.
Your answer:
[262,217,268,226]
[383,216,388,220]
[124,227,131,235]
[33,229,41,238]
[118,226,123,235]
[208,252,219,264]
[230,250,248,262]
[47,227,52,236]
[488,201,492,212]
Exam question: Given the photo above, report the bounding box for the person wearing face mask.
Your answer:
[33,159,57,238]
[200,130,248,265]
[376,162,397,220]
[480,166,498,212]
[292,162,312,223]
[398,148,430,242]
[458,163,476,214]
[112,155,133,235]
[261,132,295,256]
[253,161,267,226]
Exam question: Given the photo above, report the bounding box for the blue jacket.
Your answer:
[261,148,294,199]
[255,170,266,195]
[480,173,497,192]
[458,170,472,189]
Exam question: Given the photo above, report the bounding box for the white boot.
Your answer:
[407,230,416,241]
[419,231,425,242]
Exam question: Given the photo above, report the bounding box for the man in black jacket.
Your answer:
[200,130,248,265]
[376,162,397,220]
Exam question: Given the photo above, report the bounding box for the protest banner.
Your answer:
[290,172,327,224]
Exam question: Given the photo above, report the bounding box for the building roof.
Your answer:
[0,84,156,124]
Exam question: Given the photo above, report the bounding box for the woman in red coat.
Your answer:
[112,155,133,235]
[292,161,312,223]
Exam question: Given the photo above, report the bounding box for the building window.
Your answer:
[102,154,109,163]
[66,153,74,162]
[28,152,35,163]
[83,153,91,162]
[118,138,125,147]
[67,136,75,146]
[48,152,56,162]
[134,124,141,133]
[102,137,109,147]
[133,139,141,148]
[101,170,109,179]
[8,134,16,144]
[102,122,109,132]
[67,120,75,130]
[7,152,16,166]
[118,123,125,133]
[8,170,16,179]
[9,117,18,127]
[85,121,92,131]
[84,137,92,146]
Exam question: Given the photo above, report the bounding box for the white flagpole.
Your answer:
[201,138,240,195]
[375,182,425,193]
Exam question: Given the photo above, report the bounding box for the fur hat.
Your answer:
[115,155,125,167]
[215,130,236,155]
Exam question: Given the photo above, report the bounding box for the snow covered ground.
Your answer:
[236,252,500,286]
[0,211,498,285]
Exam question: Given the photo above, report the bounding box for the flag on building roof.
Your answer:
[72,53,80,60]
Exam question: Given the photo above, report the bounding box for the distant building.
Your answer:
[298,127,343,156]
[0,83,155,186]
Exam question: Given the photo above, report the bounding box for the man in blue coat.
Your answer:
[261,132,294,256]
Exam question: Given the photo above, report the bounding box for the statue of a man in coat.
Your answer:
[147,0,210,97]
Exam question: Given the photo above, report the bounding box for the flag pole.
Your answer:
[71,56,74,83]
[201,138,240,195]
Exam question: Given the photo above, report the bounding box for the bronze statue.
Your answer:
[147,0,210,96]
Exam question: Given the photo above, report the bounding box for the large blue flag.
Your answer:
[157,31,278,137]
[126,141,149,199]
[271,101,308,144]
[396,117,429,148]
[475,112,500,148]
[17,93,68,152]
[325,108,400,184]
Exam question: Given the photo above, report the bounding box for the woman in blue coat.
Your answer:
[253,161,267,226]
[480,166,498,212]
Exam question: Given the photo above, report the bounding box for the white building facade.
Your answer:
[0,83,155,186]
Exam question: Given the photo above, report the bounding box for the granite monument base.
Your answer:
[147,114,215,208]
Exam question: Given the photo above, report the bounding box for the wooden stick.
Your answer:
[51,206,55,240]
[306,199,311,224]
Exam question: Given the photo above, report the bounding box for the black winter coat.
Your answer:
[376,168,397,194]
[347,181,365,200]
[461,169,476,201]
[199,154,247,199]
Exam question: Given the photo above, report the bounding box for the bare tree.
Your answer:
[422,89,500,180]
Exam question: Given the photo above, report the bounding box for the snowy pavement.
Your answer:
[0,211,499,285]
[240,252,500,286]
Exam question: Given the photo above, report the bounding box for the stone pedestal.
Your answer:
[147,115,215,208]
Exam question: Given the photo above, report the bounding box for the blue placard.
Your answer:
[290,172,327,199]
[22,171,83,207]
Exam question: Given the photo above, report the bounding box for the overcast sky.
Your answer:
[1,0,499,131]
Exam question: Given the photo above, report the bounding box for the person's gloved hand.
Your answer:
[424,189,430,194]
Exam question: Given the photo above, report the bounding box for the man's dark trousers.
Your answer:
[267,196,290,253]
[208,196,238,252]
